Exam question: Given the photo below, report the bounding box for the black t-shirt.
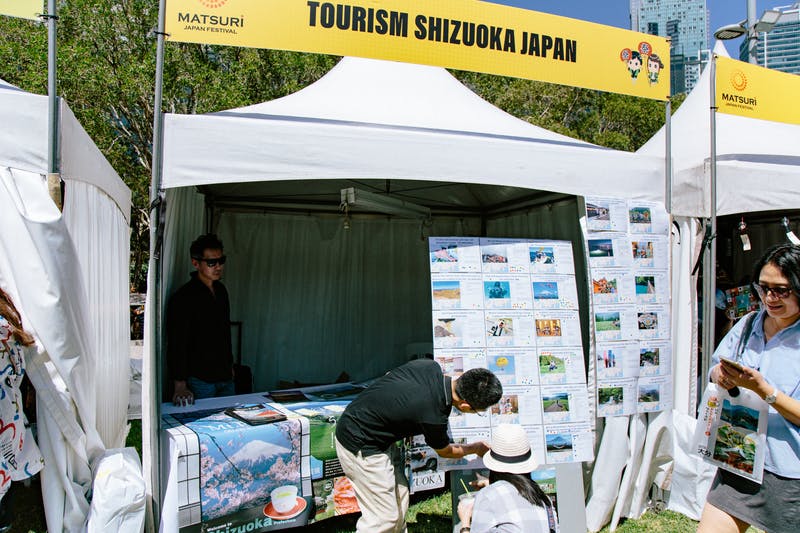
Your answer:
[335,359,453,456]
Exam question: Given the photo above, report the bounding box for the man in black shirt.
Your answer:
[167,234,235,405]
[335,359,502,532]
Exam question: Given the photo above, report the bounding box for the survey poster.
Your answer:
[435,349,487,378]
[589,267,636,305]
[433,310,486,349]
[636,304,671,340]
[482,275,534,310]
[597,380,637,417]
[638,340,672,377]
[537,347,586,386]
[521,425,548,466]
[585,197,629,233]
[637,376,673,413]
[533,310,582,347]
[630,235,669,269]
[528,240,576,275]
[543,423,594,463]
[444,428,493,469]
[633,270,669,304]
[540,384,591,425]
[430,273,484,310]
[479,238,533,274]
[485,348,538,386]
[484,310,536,348]
[628,201,670,235]
[595,341,640,379]
[491,386,543,426]
[593,305,639,342]
[429,237,481,273]
[531,274,579,310]
[586,233,633,268]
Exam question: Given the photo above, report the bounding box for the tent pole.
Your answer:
[665,99,672,213]
[700,56,718,400]
[146,0,167,530]
[46,0,61,209]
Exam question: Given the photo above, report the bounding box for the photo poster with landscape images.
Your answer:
[426,236,594,483]
[584,197,673,417]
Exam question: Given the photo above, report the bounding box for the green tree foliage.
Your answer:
[1,2,683,291]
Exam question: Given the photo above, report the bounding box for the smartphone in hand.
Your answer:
[720,357,745,372]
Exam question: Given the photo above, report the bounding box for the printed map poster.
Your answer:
[529,240,576,275]
[628,201,670,235]
[429,237,481,273]
[585,197,628,232]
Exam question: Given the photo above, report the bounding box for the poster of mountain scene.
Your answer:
[720,401,760,432]
[173,409,303,522]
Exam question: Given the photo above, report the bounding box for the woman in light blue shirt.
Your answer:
[699,244,800,533]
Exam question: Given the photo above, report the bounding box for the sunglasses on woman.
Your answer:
[752,282,794,299]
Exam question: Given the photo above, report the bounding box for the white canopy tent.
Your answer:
[0,78,131,531]
[148,57,670,530]
[639,42,800,218]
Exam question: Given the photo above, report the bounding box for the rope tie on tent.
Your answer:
[38,13,58,21]
[691,223,716,276]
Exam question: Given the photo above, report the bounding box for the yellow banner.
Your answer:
[165,0,670,101]
[715,56,800,125]
[0,0,42,20]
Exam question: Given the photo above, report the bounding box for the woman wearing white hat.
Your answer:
[456,424,556,533]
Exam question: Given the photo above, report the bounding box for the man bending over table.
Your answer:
[335,359,502,533]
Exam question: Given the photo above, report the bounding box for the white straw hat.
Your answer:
[482,424,538,474]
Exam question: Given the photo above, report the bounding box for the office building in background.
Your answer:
[740,3,800,74]
[630,0,709,94]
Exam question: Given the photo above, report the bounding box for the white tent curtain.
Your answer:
[63,180,131,448]
[0,167,105,531]
[2,77,132,530]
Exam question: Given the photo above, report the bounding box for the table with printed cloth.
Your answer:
[160,390,361,532]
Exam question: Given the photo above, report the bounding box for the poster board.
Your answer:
[427,236,594,472]
[583,197,673,416]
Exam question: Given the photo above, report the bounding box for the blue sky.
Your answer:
[489,1,778,57]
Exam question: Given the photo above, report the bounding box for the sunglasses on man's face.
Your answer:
[196,255,227,267]
[752,282,793,299]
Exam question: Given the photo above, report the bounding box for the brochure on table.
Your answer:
[425,236,594,481]
[584,197,673,416]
